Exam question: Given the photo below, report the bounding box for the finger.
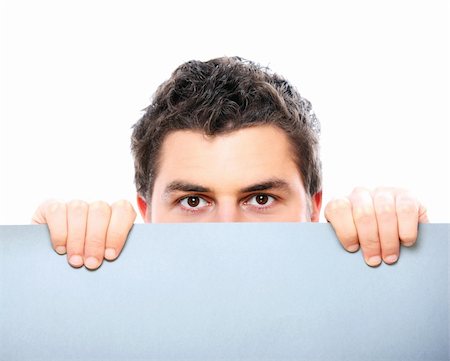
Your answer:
[373,189,399,264]
[396,191,419,246]
[32,200,68,255]
[105,200,136,261]
[84,201,111,270]
[350,188,381,267]
[66,200,89,268]
[418,203,429,223]
[324,197,359,252]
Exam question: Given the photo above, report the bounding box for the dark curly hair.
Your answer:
[131,56,322,202]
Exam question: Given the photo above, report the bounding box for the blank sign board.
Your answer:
[0,223,449,360]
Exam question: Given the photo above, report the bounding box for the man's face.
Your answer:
[137,125,322,223]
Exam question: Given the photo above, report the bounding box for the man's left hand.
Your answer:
[324,187,428,266]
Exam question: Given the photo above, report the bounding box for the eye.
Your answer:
[245,194,276,208]
[179,196,210,211]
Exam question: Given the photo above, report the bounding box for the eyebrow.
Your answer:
[164,181,211,194]
[163,178,291,197]
[240,178,291,193]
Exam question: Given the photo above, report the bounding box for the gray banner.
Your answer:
[0,223,449,360]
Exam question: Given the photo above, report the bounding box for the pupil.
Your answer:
[187,197,200,207]
[256,195,268,205]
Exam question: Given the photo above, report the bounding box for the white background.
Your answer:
[0,0,449,224]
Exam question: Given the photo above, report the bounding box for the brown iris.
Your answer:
[187,196,200,207]
[255,194,269,205]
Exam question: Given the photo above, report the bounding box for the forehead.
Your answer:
[154,125,302,192]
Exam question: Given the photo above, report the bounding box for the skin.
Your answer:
[140,126,321,223]
[32,125,429,270]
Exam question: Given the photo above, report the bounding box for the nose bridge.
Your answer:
[213,197,243,222]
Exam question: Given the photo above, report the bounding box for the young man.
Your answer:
[32,57,428,270]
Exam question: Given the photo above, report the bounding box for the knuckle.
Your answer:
[382,248,399,257]
[380,239,399,253]
[66,243,83,254]
[364,237,380,247]
[374,194,394,217]
[400,233,417,245]
[339,234,358,246]
[107,229,126,243]
[361,242,380,255]
[419,204,427,214]
[373,186,386,194]
[47,201,65,215]
[374,186,397,195]
[350,186,370,196]
[375,204,395,219]
[373,190,394,204]
[89,201,111,217]
[418,204,429,222]
[325,197,351,215]
[353,207,374,224]
[377,207,394,217]
[49,230,67,246]
[66,231,85,243]
[68,200,89,213]
[33,201,64,223]
[86,235,106,248]
[112,200,136,216]
[396,188,410,195]
[397,201,417,215]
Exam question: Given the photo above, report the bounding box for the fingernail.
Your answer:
[55,246,66,255]
[367,256,382,267]
[69,255,84,267]
[403,242,415,247]
[104,248,116,260]
[347,244,359,252]
[384,254,398,264]
[84,257,100,269]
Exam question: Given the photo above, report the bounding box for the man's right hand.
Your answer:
[32,200,136,270]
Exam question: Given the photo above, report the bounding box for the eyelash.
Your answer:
[178,196,212,214]
[176,194,278,214]
[243,194,277,212]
